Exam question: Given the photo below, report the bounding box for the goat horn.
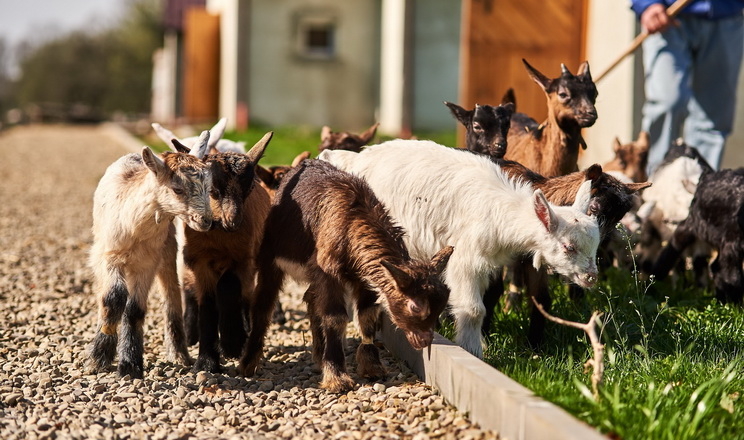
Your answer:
[561,63,571,76]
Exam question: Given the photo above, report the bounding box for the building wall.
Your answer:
[247,0,380,130]
[411,0,461,132]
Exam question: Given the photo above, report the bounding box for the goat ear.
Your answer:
[208,118,228,149]
[141,147,167,176]
[321,126,332,141]
[573,180,593,214]
[430,246,454,274]
[359,122,379,145]
[636,131,650,151]
[444,101,471,126]
[501,88,516,107]
[171,139,191,154]
[626,181,652,193]
[612,137,622,153]
[501,102,515,116]
[189,130,211,159]
[291,150,311,167]
[522,59,551,91]
[577,61,592,80]
[585,164,602,183]
[533,189,557,232]
[381,260,413,290]
[246,131,273,164]
[152,122,182,152]
[254,165,275,187]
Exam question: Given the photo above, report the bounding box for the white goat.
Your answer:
[88,131,214,378]
[152,117,246,154]
[319,140,600,358]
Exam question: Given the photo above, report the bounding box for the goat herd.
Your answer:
[86,59,744,394]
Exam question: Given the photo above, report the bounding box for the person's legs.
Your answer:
[641,25,693,175]
[683,15,744,170]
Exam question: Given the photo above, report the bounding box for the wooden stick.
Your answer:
[594,0,696,83]
[531,297,605,400]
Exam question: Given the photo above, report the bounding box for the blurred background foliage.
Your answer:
[0,0,163,123]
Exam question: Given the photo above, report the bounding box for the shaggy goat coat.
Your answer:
[238,159,453,392]
[319,140,600,358]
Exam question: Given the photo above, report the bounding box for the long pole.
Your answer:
[594,0,696,83]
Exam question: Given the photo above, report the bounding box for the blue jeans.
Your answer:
[641,14,744,174]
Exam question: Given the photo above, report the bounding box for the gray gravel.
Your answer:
[0,124,498,440]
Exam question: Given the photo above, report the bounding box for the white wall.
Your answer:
[207,0,239,130]
[581,0,638,169]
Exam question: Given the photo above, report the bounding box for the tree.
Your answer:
[13,0,163,120]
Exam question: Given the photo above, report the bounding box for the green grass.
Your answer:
[221,123,458,167]
[446,238,744,440]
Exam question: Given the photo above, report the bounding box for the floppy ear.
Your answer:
[430,246,454,274]
[246,131,273,164]
[533,189,557,233]
[381,260,413,290]
[142,146,168,176]
[523,59,551,91]
[189,130,211,158]
[444,101,472,127]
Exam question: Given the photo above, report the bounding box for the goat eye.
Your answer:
[563,243,576,254]
[210,189,221,198]
[473,123,483,132]
[558,92,569,100]
[172,187,185,196]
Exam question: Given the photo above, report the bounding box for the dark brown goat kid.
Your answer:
[504,59,598,177]
[178,132,273,373]
[238,159,453,392]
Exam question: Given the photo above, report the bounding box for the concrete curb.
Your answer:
[380,316,605,440]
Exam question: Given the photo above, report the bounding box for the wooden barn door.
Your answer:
[459,0,588,133]
[183,8,220,123]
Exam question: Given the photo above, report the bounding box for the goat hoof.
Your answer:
[356,343,386,379]
[118,360,144,379]
[237,359,259,377]
[193,356,221,374]
[320,372,356,393]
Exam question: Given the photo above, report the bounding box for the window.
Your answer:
[296,14,336,60]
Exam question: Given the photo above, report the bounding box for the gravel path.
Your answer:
[0,125,497,440]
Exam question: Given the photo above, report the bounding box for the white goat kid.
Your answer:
[319,140,600,358]
[152,117,246,154]
[88,131,214,378]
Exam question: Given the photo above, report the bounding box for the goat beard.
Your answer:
[405,330,433,350]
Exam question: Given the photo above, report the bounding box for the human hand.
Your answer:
[640,3,678,34]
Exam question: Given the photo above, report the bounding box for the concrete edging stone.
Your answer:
[379,316,606,440]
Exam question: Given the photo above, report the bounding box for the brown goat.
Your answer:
[255,150,311,201]
[602,131,650,184]
[238,159,453,392]
[504,59,598,178]
[318,122,379,153]
[178,133,273,373]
